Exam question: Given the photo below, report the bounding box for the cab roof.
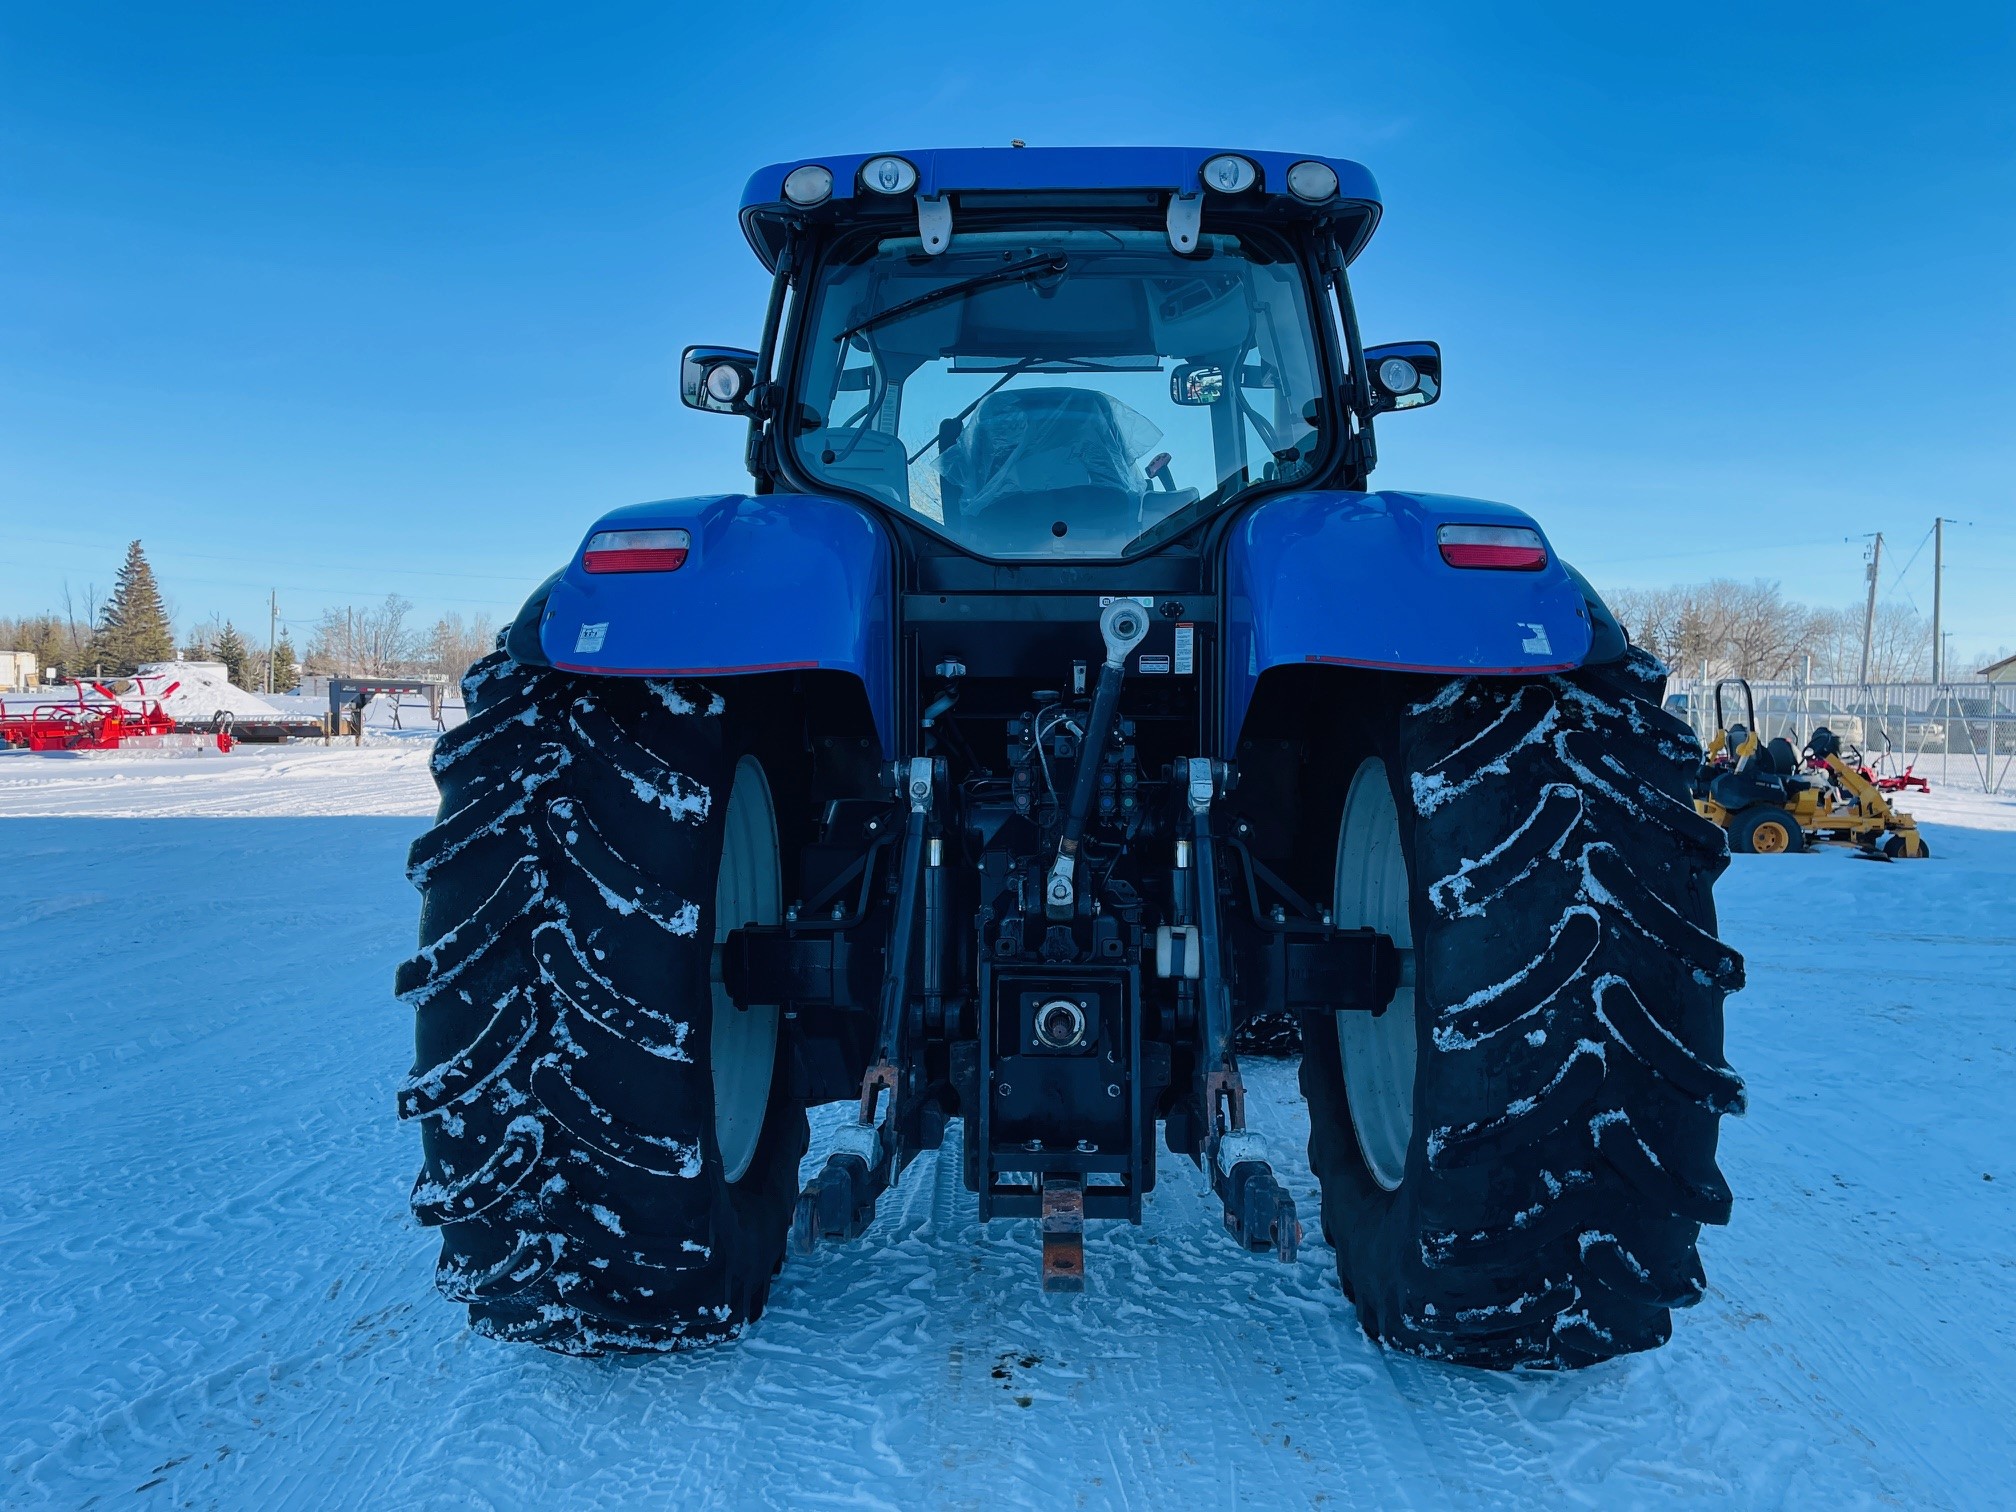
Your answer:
[739,146,1382,270]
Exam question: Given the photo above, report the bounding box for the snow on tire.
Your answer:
[395,649,807,1354]
[1299,647,1745,1368]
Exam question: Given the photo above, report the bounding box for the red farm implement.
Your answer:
[0,677,231,754]
[1873,762,1932,795]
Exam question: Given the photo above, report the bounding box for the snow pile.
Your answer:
[132,660,296,722]
[260,693,327,720]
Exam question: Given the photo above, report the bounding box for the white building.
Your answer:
[0,651,39,691]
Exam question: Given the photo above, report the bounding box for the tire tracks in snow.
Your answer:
[5,795,2016,1505]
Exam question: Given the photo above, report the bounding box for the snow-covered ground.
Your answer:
[2,744,2013,1507]
[0,736,441,819]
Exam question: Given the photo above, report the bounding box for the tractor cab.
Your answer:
[689,149,1426,565]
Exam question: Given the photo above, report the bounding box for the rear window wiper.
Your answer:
[834,254,1068,345]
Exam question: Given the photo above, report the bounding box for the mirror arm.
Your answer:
[1324,236,1377,481]
[1326,240,1370,422]
[745,230,798,487]
[749,230,796,420]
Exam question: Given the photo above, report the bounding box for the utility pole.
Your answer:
[266,590,278,695]
[1858,533,1883,685]
[1931,517,1946,685]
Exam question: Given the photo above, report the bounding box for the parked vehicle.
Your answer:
[1693,682,1927,857]
[395,147,1744,1369]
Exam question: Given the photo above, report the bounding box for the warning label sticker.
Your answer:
[575,622,609,653]
[1173,623,1195,675]
[1138,654,1172,675]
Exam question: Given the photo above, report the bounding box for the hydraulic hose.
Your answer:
[1045,601,1149,918]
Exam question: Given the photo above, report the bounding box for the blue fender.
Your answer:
[1222,490,1596,748]
[537,494,897,754]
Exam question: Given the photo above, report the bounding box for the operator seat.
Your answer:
[943,388,1165,550]
[1710,735,1803,812]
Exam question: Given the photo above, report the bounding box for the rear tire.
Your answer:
[1299,648,1746,1368]
[1729,806,1804,854]
[395,651,808,1354]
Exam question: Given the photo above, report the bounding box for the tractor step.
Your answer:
[1039,1177,1086,1293]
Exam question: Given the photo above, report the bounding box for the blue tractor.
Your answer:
[397,148,1745,1368]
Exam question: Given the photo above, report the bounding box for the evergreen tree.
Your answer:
[29,619,66,678]
[271,629,300,693]
[214,621,251,688]
[93,541,175,675]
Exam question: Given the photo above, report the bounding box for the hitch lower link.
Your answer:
[1186,757,1301,1264]
[1212,1129,1300,1262]
[792,757,937,1256]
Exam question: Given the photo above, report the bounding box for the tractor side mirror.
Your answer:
[1363,341,1441,413]
[681,345,760,416]
[1169,362,1225,406]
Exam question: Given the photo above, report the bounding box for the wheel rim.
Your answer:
[712,756,781,1185]
[1753,818,1790,853]
[1332,758,1417,1192]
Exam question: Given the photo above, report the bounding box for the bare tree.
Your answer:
[422,611,496,686]
[1709,580,1819,679]
[1865,602,1932,683]
[1604,585,1682,665]
[181,614,224,662]
[1805,605,1862,682]
[1605,579,1818,678]
[307,594,419,677]
[1970,643,2014,676]
[58,581,101,672]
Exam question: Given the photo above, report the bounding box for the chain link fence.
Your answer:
[1659,675,2016,794]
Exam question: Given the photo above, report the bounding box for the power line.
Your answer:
[1884,523,1936,596]
[4,532,548,586]
[74,567,522,611]
[1572,536,1846,569]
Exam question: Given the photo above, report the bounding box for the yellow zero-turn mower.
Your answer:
[1693,688,1928,860]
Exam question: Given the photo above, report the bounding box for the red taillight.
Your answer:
[1437,524,1548,571]
[582,528,690,574]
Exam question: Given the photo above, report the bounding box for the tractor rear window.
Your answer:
[791,228,1328,559]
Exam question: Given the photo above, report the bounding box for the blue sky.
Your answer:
[3,3,2011,659]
